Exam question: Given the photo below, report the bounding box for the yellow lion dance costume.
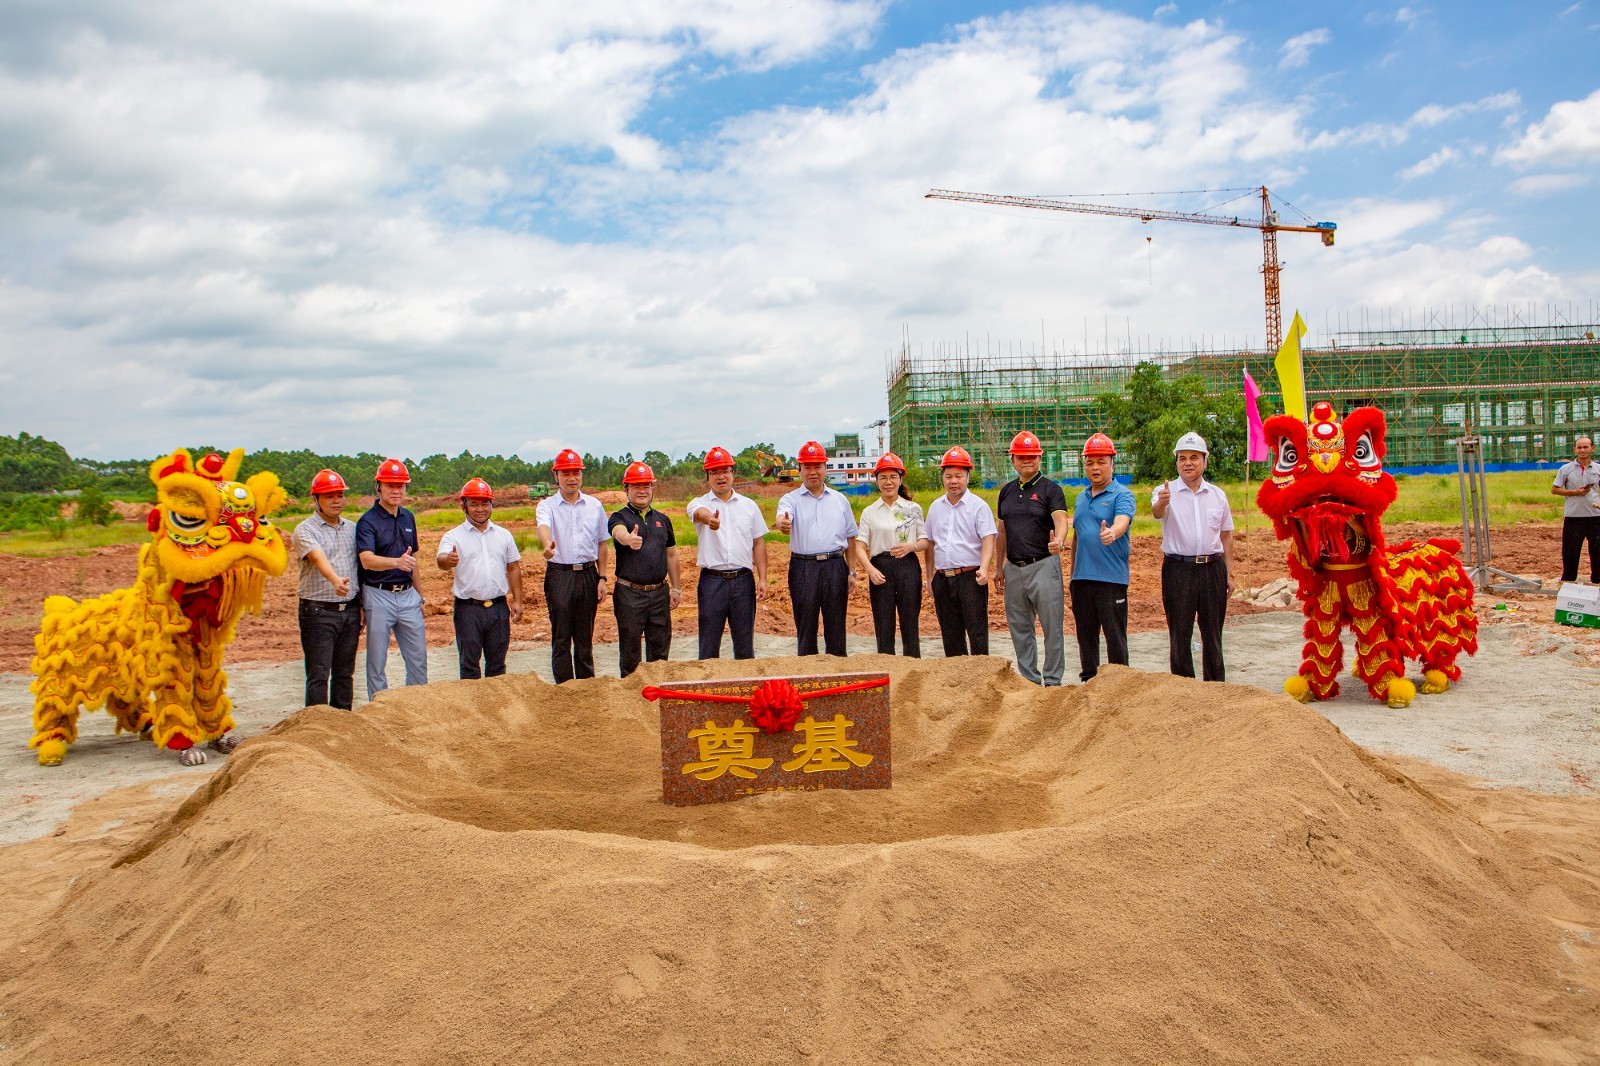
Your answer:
[29,448,288,766]
[1257,402,1478,708]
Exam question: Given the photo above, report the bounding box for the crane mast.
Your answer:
[925,186,1336,353]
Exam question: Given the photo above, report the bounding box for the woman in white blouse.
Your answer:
[854,453,929,656]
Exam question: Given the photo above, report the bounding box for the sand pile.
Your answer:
[3,657,1597,1064]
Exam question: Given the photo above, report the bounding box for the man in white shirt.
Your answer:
[1552,435,1600,584]
[438,478,524,679]
[1150,432,1235,681]
[535,449,610,682]
[688,446,769,659]
[921,445,996,656]
[775,440,858,656]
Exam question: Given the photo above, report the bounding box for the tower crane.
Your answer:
[864,418,887,455]
[924,186,1336,353]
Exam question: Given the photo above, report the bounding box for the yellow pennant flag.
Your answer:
[1274,310,1308,420]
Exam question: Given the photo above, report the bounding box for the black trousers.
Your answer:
[869,552,922,656]
[789,555,849,656]
[298,599,360,709]
[453,597,510,680]
[1161,557,1228,681]
[931,570,988,656]
[1070,579,1128,682]
[1561,516,1600,583]
[615,583,672,677]
[544,565,599,683]
[698,568,757,659]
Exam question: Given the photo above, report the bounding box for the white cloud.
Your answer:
[1278,28,1330,70]
[1508,173,1591,196]
[1410,90,1519,127]
[1398,146,1458,180]
[1497,87,1600,166]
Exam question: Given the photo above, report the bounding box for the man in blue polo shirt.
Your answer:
[1068,433,1136,683]
[356,458,428,695]
[775,440,858,656]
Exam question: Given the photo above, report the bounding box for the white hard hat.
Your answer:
[1173,431,1209,455]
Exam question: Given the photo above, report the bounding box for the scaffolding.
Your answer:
[887,318,1600,481]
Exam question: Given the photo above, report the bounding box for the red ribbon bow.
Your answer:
[641,676,890,734]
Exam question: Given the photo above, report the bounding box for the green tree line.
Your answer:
[1,435,792,500]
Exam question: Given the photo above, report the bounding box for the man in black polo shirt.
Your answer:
[996,430,1069,686]
[356,458,428,695]
[608,461,681,677]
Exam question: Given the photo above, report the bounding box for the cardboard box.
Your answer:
[1555,582,1600,629]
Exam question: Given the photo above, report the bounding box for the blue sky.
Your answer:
[1,1,1596,463]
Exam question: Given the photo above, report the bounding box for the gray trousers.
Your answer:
[1004,555,1066,686]
[364,585,429,695]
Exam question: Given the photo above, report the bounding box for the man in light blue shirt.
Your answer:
[1069,433,1136,682]
[775,440,858,656]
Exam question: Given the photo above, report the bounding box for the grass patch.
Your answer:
[0,523,149,557]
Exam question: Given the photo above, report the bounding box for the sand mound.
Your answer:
[4,658,1597,1064]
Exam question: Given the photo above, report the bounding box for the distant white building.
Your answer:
[824,433,874,485]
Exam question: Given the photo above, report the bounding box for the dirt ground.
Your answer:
[0,513,1570,672]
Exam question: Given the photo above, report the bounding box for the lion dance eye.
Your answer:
[1274,440,1299,474]
[1352,432,1379,468]
[168,511,206,533]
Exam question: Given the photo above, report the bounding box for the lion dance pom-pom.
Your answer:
[1257,402,1478,708]
[29,449,288,766]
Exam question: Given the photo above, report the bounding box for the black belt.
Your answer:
[301,598,357,612]
[703,567,750,578]
[1008,553,1048,567]
[793,551,844,562]
[364,582,411,593]
[937,566,978,578]
[553,562,597,571]
[1165,553,1218,565]
[455,595,507,608]
[614,576,667,591]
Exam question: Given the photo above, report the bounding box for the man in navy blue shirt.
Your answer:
[1068,433,1136,682]
[356,458,428,694]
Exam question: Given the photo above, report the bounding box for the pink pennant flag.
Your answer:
[1243,369,1270,463]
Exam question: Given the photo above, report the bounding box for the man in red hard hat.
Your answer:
[1069,433,1136,682]
[293,468,361,708]
[997,430,1069,686]
[609,461,681,676]
[356,458,428,694]
[775,440,858,656]
[536,448,610,682]
[688,446,769,658]
[438,478,523,680]
[921,445,997,656]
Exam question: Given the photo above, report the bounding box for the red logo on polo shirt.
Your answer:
[1029,493,1039,500]
[654,520,663,527]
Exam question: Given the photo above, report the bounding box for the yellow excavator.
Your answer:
[754,449,798,482]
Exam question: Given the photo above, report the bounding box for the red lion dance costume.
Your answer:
[1257,401,1478,708]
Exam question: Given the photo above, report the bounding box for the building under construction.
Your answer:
[887,314,1600,481]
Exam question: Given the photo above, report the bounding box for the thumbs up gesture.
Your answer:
[542,539,556,561]
[1098,519,1114,545]
[1047,529,1062,554]
[617,523,644,549]
[397,547,417,573]
[1155,483,1171,507]
[440,544,460,570]
[776,509,792,535]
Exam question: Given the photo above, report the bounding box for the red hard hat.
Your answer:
[939,445,974,469]
[873,452,906,475]
[1082,433,1117,457]
[797,440,828,464]
[552,448,584,472]
[1009,431,1043,457]
[623,461,655,485]
[702,446,735,471]
[459,477,493,500]
[375,458,411,484]
[309,469,346,495]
